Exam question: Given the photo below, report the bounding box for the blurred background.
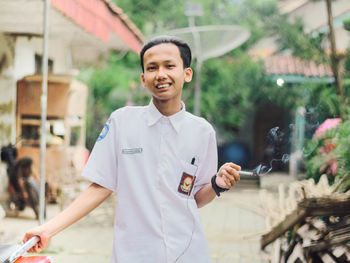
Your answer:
[0,0,350,262]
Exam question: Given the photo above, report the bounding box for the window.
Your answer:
[35,54,53,74]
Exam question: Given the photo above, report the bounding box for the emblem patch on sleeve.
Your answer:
[178,173,196,195]
[97,119,111,141]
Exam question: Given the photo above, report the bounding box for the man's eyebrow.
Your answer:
[145,60,176,66]
[145,61,158,66]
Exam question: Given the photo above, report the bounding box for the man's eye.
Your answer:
[167,65,175,68]
[147,66,156,71]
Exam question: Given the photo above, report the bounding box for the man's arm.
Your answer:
[23,183,112,252]
[194,183,216,208]
[195,162,241,208]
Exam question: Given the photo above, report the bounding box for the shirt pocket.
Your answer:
[176,159,198,198]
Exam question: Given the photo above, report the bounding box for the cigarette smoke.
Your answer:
[253,126,289,176]
[253,153,289,176]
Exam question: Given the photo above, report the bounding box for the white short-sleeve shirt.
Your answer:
[82,100,218,263]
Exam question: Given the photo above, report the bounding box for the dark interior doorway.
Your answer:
[253,103,290,171]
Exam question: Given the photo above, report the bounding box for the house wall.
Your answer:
[288,0,350,50]
[0,163,7,204]
[0,33,16,145]
[0,35,73,145]
[0,77,16,144]
[13,36,72,80]
[333,26,350,51]
[251,0,350,54]
[0,33,15,202]
[0,34,73,202]
[288,0,350,32]
[0,76,14,201]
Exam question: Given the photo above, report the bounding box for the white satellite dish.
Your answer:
[167,25,250,61]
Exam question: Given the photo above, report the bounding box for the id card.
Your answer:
[178,172,196,195]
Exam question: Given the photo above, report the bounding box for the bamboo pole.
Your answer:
[325,0,346,117]
[39,0,50,225]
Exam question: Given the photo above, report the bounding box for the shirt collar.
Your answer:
[146,99,186,133]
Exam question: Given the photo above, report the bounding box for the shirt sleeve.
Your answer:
[82,113,119,192]
[192,128,218,195]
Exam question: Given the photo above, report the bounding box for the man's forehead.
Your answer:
[143,43,181,61]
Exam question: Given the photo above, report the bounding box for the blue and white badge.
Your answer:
[97,123,110,141]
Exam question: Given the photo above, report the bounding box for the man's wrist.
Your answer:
[211,175,228,197]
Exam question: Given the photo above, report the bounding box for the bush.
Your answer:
[304,119,350,192]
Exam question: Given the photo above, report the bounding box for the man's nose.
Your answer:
[156,67,166,79]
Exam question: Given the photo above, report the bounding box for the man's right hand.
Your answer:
[23,226,51,253]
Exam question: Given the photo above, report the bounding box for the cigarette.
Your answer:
[238,170,254,176]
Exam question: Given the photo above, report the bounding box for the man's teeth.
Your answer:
[156,84,171,89]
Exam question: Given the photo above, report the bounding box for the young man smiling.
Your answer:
[24,36,241,263]
[141,39,192,116]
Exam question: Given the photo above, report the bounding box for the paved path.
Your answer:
[203,188,269,263]
[1,174,295,262]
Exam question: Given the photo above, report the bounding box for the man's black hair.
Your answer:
[140,35,192,72]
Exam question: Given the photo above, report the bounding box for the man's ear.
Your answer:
[184,67,193,83]
[141,73,146,88]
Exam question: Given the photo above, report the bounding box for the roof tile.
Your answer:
[264,55,333,77]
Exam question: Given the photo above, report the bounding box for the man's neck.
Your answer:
[153,98,182,116]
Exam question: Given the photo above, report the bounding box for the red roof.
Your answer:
[51,0,144,53]
[264,55,333,77]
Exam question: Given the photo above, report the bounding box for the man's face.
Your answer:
[141,43,192,104]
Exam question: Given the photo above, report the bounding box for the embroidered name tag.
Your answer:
[178,173,196,195]
[122,148,143,154]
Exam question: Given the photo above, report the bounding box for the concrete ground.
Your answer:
[0,173,296,263]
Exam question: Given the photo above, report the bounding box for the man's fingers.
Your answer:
[23,233,44,253]
[222,171,236,187]
[225,162,241,172]
[217,162,242,189]
[223,164,240,182]
[30,242,42,253]
[223,175,233,187]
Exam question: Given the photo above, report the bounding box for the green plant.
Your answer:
[304,119,350,192]
[343,18,350,32]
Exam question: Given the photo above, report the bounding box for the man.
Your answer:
[24,36,241,263]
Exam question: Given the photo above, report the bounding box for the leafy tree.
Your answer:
[269,0,349,119]
[196,54,263,137]
[114,0,187,35]
[234,0,279,48]
[294,0,350,188]
[267,15,328,63]
[115,0,278,36]
[305,82,343,119]
[322,0,347,117]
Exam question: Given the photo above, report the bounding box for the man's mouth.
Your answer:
[156,83,171,89]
